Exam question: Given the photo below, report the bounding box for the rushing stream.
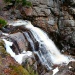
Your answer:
[3,20,75,70]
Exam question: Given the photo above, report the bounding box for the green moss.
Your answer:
[23,59,38,75]
[0,39,9,57]
[0,39,7,57]
[22,0,32,7]
[26,65,38,75]
[0,18,7,28]
[9,65,30,75]
[3,0,32,7]
[9,63,38,75]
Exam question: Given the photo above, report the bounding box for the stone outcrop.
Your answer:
[9,32,29,54]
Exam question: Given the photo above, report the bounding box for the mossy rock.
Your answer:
[9,65,30,75]
[3,0,32,7]
[0,18,7,29]
[0,39,9,57]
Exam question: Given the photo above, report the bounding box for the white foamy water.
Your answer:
[8,20,75,70]
[3,39,32,64]
[52,67,59,75]
[2,33,9,36]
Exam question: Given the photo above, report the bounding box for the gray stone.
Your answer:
[9,32,28,52]
[48,20,55,26]
[47,0,56,7]
[33,7,45,16]
[55,70,73,75]
[32,10,38,16]
[40,0,50,5]
[50,7,60,16]
[39,5,47,8]
[70,31,75,45]
[69,7,75,15]
[41,9,51,16]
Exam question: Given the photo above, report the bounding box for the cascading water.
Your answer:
[3,39,33,64]
[7,20,74,70]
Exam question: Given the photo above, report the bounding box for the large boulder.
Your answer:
[9,32,29,54]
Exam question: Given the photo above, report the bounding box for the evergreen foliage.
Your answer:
[0,18,7,28]
[3,0,32,7]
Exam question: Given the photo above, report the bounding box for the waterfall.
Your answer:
[3,39,33,64]
[7,20,74,70]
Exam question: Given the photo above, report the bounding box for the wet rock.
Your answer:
[0,30,2,36]
[70,31,75,46]
[68,61,75,69]
[44,71,53,75]
[55,70,73,75]
[54,65,75,75]
[9,32,28,54]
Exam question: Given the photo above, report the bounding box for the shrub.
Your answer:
[0,18,7,28]
[3,0,32,7]
[3,0,11,3]
[22,0,32,7]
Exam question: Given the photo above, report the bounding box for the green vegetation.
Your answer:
[22,0,32,7]
[22,59,38,75]
[0,39,10,57]
[26,64,38,75]
[3,0,11,3]
[3,0,32,7]
[0,18,7,28]
[9,64,38,75]
[9,65,30,75]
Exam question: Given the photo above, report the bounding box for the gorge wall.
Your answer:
[26,0,75,53]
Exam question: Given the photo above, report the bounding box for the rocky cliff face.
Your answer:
[24,0,75,54]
